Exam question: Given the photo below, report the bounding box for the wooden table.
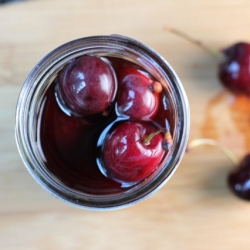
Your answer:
[1,0,250,249]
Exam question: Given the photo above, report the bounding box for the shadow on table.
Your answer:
[0,0,27,4]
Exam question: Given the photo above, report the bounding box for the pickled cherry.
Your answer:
[56,55,117,116]
[116,67,161,120]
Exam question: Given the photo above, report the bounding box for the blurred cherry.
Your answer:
[165,27,250,96]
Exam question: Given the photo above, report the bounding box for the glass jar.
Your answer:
[15,35,190,210]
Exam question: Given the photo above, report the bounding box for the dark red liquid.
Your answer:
[38,57,175,195]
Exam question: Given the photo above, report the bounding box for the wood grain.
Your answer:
[1,0,250,249]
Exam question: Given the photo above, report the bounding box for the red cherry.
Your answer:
[187,139,250,201]
[165,27,250,96]
[56,55,117,116]
[227,154,250,201]
[219,42,250,95]
[116,67,161,120]
[103,121,166,183]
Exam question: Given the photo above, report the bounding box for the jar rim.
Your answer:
[15,34,190,210]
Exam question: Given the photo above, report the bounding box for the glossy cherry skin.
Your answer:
[227,154,250,201]
[103,121,165,183]
[57,55,117,116]
[218,42,250,95]
[116,67,160,120]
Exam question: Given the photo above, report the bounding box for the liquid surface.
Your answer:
[38,57,174,195]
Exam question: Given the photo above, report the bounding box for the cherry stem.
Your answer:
[144,129,173,150]
[187,138,239,166]
[164,26,224,61]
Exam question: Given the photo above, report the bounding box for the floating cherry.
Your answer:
[116,67,162,120]
[102,121,171,183]
[56,55,117,117]
[165,27,250,96]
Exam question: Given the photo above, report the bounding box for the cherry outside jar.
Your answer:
[15,35,190,210]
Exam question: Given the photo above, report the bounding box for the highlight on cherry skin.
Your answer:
[55,55,117,117]
[116,66,162,120]
[187,138,250,201]
[227,153,250,201]
[165,27,250,96]
[102,121,172,183]
[219,42,250,95]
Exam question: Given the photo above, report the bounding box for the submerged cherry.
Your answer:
[56,55,117,117]
[116,67,162,120]
[227,154,250,201]
[103,122,171,183]
[165,27,250,96]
